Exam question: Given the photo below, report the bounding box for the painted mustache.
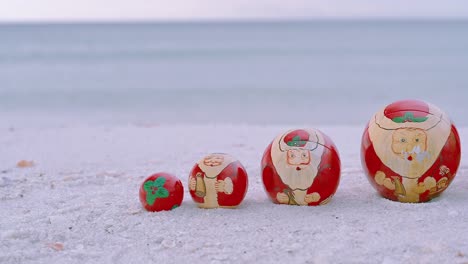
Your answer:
[204,161,223,166]
[401,145,428,162]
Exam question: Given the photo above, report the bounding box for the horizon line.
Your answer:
[1,17,468,25]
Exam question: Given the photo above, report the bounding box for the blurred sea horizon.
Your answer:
[1,20,467,125]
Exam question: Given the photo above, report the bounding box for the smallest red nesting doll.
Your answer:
[261,129,341,206]
[189,153,248,209]
[139,172,184,212]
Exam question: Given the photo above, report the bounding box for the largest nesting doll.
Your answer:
[361,99,461,203]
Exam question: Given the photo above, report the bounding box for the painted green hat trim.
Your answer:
[286,135,308,147]
[392,112,428,123]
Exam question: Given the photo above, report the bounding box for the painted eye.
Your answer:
[302,153,307,158]
[401,138,406,143]
[415,138,419,142]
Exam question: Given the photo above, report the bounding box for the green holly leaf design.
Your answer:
[146,192,157,206]
[411,116,428,122]
[143,180,156,192]
[287,135,307,147]
[171,204,179,210]
[143,177,169,205]
[154,177,166,187]
[392,112,428,123]
[156,187,169,198]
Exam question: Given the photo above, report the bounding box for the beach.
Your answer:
[1,21,468,263]
[1,122,467,263]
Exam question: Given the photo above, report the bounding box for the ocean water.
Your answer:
[1,21,467,125]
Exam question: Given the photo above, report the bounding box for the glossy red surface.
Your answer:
[188,153,248,209]
[261,129,341,206]
[384,99,430,119]
[361,100,461,203]
[139,172,184,212]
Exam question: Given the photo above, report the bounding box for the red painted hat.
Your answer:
[375,99,445,131]
[384,100,430,123]
[279,129,320,151]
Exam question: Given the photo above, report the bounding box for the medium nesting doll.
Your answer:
[261,129,341,206]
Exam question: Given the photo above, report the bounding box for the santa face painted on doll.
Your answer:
[189,153,248,209]
[361,100,461,203]
[262,129,341,206]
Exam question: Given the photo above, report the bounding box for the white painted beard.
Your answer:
[198,163,226,179]
[274,162,318,190]
[389,151,431,179]
[401,145,429,163]
[368,128,436,179]
[201,177,219,208]
[292,189,308,205]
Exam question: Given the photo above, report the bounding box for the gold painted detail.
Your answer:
[276,189,320,205]
[195,172,206,197]
[374,169,451,202]
[319,195,333,205]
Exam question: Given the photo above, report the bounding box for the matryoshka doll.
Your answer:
[139,172,184,212]
[361,99,461,203]
[261,129,341,206]
[188,153,248,209]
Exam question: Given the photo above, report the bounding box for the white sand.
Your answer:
[1,123,467,263]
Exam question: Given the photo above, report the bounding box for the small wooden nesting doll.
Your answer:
[189,153,248,209]
[139,172,184,212]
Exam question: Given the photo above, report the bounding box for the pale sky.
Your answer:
[0,0,467,22]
